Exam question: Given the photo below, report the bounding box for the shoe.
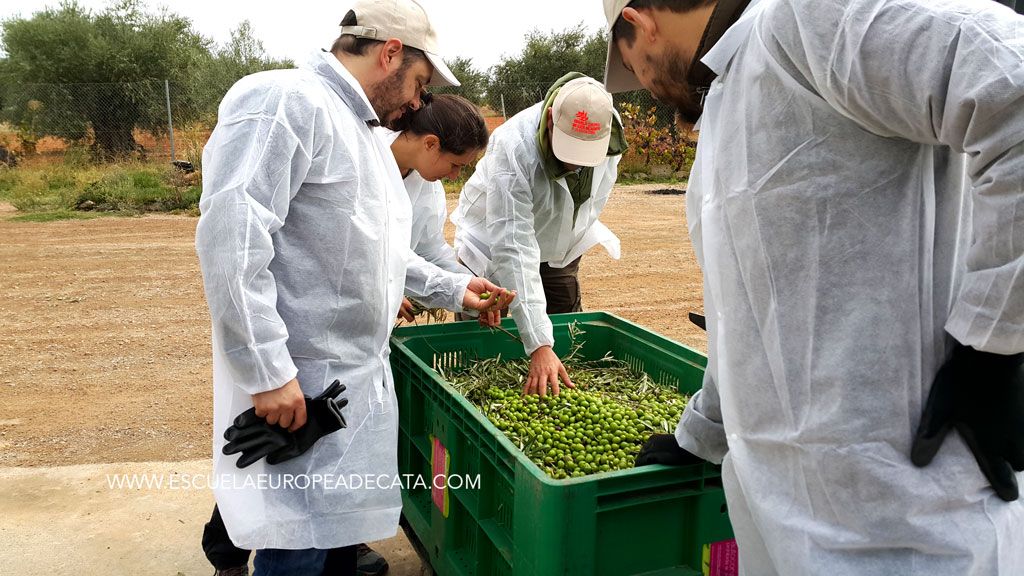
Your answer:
[356,543,389,576]
[213,566,248,576]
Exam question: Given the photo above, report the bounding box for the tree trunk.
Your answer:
[90,117,138,160]
[88,90,140,160]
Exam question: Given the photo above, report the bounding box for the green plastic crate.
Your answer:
[391,312,735,576]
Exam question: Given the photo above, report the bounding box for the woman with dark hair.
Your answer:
[379,93,493,320]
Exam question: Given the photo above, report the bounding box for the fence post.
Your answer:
[500,93,507,119]
[164,79,176,161]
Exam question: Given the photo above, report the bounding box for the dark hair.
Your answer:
[332,10,427,68]
[612,0,715,46]
[392,94,489,155]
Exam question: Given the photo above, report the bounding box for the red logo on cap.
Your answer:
[572,111,601,135]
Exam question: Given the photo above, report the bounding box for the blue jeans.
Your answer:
[252,545,357,576]
[253,548,326,576]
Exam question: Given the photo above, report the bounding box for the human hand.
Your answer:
[252,377,307,432]
[398,297,416,322]
[523,346,573,397]
[463,277,515,328]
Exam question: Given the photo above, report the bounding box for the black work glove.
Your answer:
[688,312,706,331]
[635,433,704,467]
[223,380,349,469]
[911,343,1024,501]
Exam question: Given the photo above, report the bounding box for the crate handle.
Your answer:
[597,478,706,512]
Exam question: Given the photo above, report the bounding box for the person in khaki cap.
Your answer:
[604,0,1024,574]
[452,73,627,396]
[194,0,515,575]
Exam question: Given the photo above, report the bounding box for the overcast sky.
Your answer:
[0,0,609,71]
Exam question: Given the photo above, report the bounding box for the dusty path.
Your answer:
[0,183,703,467]
[0,460,425,576]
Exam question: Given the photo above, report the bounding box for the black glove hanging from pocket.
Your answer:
[912,343,1024,502]
[223,380,349,469]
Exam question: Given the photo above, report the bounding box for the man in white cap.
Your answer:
[604,0,1024,574]
[452,72,627,396]
[195,1,513,575]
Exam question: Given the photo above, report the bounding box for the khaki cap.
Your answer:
[551,77,615,167]
[341,0,460,87]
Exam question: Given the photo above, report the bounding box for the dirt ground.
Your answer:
[0,182,703,575]
[0,182,704,468]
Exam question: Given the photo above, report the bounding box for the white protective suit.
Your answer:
[378,128,470,275]
[674,0,1024,573]
[196,51,470,550]
[451,102,621,354]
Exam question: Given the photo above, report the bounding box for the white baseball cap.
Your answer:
[340,0,460,87]
[551,77,615,167]
[603,0,644,93]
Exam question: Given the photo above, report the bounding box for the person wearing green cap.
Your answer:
[452,72,628,397]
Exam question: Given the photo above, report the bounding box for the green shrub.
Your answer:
[62,144,93,169]
[74,167,170,211]
[2,162,202,220]
[0,169,19,198]
[9,169,70,212]
[619,103,695,181]
[43,168,77,191]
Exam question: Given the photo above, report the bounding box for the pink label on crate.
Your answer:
[431,436,449,517]
[704,539,739,576]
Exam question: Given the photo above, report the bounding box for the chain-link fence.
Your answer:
[0,78,689,179]
[0,79,218,165]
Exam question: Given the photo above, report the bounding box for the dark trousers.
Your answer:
[203,505,250,570]
[538,257,583,314]
[203,504,356,575]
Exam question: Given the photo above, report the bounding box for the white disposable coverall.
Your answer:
[674,0,1024,573]
[378,128,469,275]
[451,102,621,354]
[196,51,469,550]
[404,172,468,274]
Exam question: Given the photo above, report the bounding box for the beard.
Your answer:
[646,46,704,123]
[367,68,412,128]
